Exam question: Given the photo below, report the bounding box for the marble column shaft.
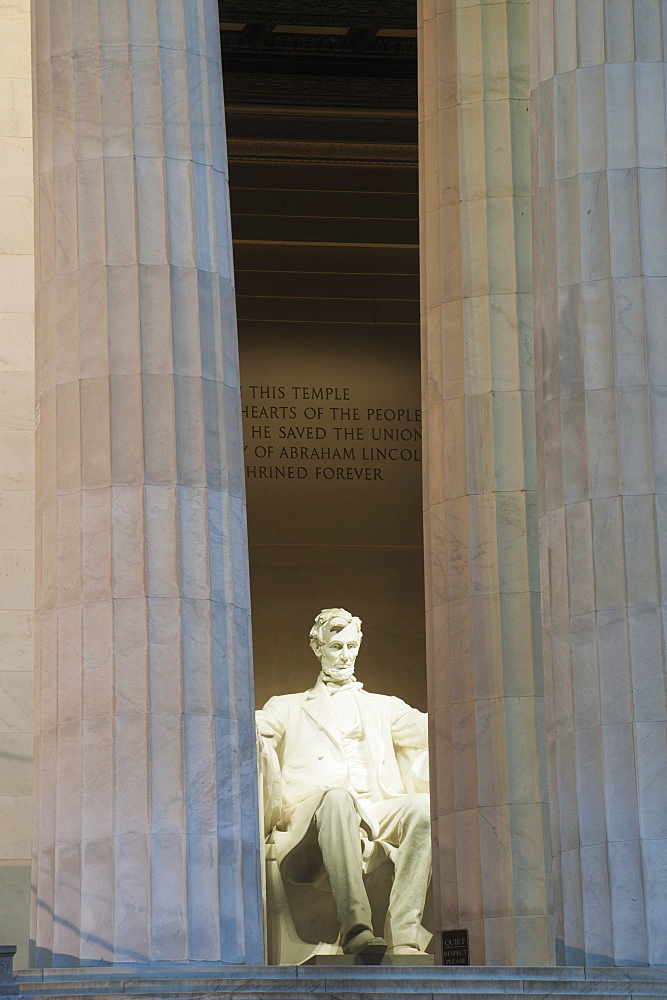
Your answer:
[0,0,35,970]
[32,0,262,965]
[532,0,667,967]
[419,0,552,965]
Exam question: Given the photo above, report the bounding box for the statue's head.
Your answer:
[309,608,363,685]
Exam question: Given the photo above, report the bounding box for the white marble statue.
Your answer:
[256,608,432,959]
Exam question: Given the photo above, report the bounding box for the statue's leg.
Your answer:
[370,793,432,949]
[313,788,374,946]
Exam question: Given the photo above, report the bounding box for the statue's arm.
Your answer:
[255,702,286,743]
[255,700,285,836]
[389,697,429,792]
[389,696,428,749]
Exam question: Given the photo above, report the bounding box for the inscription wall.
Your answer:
[243,383,421,483]
[239,321,423,553]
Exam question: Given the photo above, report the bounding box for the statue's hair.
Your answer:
[309,608,362,659]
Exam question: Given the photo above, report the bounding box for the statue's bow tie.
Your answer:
[318,672,364,694]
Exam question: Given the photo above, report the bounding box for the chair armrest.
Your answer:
[257,731,282,837]
[411,748,429,792]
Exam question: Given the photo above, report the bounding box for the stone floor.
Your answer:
[13,964,667,1000]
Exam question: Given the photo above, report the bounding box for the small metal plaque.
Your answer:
[441,928,469,966]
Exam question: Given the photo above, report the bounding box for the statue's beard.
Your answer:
[322,663,355,683]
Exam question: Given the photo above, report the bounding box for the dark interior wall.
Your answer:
[228,155,427,711]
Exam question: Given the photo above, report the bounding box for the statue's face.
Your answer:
[319,622,361,684]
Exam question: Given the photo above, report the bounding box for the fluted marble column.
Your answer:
[31,0,261,965]
[419,0,552,965]
[532,0,667,967]
[0,0,35,971]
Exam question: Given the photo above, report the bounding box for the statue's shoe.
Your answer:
[343,929,388,962]
[387,944,429,956]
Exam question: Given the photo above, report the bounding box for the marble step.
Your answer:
[14,966,667,1000]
